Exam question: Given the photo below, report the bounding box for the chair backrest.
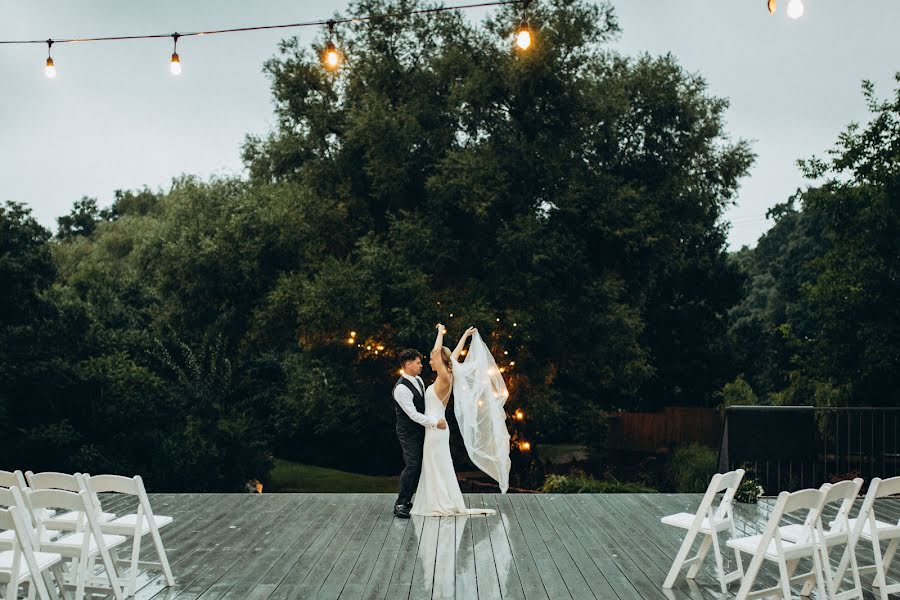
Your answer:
[25,471,82,492]
[84,474,140,496]
[758,488,825,550]
[0,470,28,490]
[821,478,864,533]
[704,468,745,523]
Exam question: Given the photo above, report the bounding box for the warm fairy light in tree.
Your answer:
[496,318,500,322]
[398,368,403,375]
[449,313,454,318]
[786,0,804,18]
[366,345,371,350]
[516,21,532,50]
[44,41,56,78]
[515,409,524,421]
[518,441,531,451]
[376,345,384,351]
[346,337,355,345]
[499,367,506,373]
[322,20,340,71]
[767,0,777,13]
[350,331,357,338]
[504,351,508,355]
[509,361,515,366]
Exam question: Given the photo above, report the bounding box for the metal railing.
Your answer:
[718,406,900,493]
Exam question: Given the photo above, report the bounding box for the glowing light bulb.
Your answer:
[376,345,384,351]
[786,0,804,19]
[45,57,56,78]
[324,41,340,70]
[170,53,181,75]
[518,441,531,451]
[346,338,355,345]
[515,409,524,421]
[768,0,776,13]
[350,331,357,337]
[509,361,515,366]
[516,22,531,50]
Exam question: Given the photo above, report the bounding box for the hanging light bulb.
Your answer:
[322,20,341,71]
[45,40,56,78]
[170,33,182,75]
[786,0,804,19]
[516,20,532,50]
[767,0,777,13]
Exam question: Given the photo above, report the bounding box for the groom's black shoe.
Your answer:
[393,503,411,519]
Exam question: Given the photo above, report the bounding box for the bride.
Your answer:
[410,323,511,517]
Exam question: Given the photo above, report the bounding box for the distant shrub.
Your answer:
[668,444,718,492]
[541,471,657,494]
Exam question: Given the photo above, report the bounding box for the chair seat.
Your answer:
[0,529,57,543]
[44,510,116,530]
[107,513,173,536]
[780,523,848,544]
[835,518,900,541]
[661,512,730,533]
[46,532,127,556]
[0,550,62,583]
[727,534,818,560]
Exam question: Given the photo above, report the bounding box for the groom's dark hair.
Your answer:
[398,349,423,365]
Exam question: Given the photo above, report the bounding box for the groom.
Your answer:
[393,348,447,518]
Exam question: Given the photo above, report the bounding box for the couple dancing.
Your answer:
[392,324,511,518]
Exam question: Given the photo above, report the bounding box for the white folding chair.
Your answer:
[0,506,63,600]
[83,474,175,595]
[24,472,115,532]
[778,478,864,599]
[25,489,126,600]
[831,476,900,600]
[662,468,746,593]
[0,471,28,491]
[727,488,828,600]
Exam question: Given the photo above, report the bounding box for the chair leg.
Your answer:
[882,538,899,573]
[710,531,729,593]
[128,536,141,596]
[686,535,712,580]
[149,524,175,586]
[735,551,765,600]
[812,549,828,600]
[849,541,864,600]
[777,556,794,600]
[664,527,700,588]
[871,534,890,600]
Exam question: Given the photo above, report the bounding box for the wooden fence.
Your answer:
[606,407,723,454]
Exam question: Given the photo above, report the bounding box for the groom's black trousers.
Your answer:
[396,425,425,506]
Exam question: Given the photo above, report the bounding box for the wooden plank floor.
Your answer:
[99,493,900,600]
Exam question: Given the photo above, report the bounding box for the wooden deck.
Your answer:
[98,492,900,600]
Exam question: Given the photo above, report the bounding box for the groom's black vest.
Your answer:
[394,376,426,434]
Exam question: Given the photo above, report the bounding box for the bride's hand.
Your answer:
[436,323,445,332]
[465,326,477,337]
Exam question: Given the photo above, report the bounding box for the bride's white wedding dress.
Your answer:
[410,381,496,517]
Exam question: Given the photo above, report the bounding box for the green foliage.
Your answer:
[541,471,657,493]
[268,458,397,493]
[668,444,718,493]
[735,478,765,503]
[716,375,758,409]
[730,76,900,408]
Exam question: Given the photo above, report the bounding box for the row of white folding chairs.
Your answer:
[662,469,900,600]
[0,469,175,600]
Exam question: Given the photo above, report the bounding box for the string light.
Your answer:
[5,1,529,76]
[170,33,181,75]
[786,0,804,19]
[516,0,533,50]
[44,40,56,78]
[767,0,777,13]
[515,409,524,421]
[518,441,531,451]
[322,19,341,70]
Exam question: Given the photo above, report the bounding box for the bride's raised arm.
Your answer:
[431,324,451,382]
[451,326,477,362]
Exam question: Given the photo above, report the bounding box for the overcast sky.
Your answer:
[2,1,898,250]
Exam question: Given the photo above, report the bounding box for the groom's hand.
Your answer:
[437,418,448,430]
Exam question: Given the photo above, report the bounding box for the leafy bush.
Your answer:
[541,471,657,494]
[668,444,718,492]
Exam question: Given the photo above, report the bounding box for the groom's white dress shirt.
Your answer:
[394,372,438,429]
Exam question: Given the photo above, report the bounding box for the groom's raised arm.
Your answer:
[393,385,439,429]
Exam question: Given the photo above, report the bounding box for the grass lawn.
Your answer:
[267,458,398,493]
